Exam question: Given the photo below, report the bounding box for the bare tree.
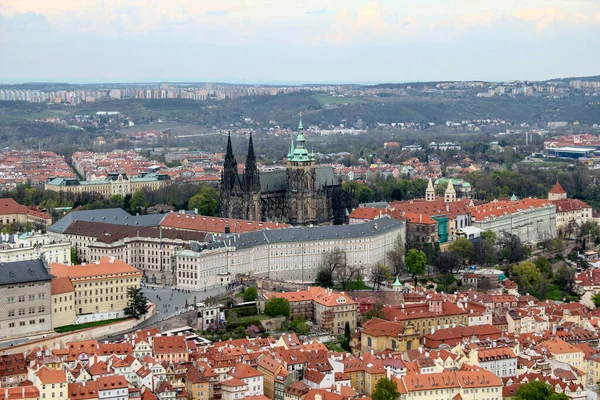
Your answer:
[317,248,358,290]
[387,233,405,275]
[370,264,392,291]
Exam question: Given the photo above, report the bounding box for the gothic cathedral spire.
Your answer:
[245,134,260,192]
[221,132,238,191]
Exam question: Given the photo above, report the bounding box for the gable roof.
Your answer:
[550,181,567,194]
[50,257,140,279]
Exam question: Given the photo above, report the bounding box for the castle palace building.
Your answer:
[220,118,357,225]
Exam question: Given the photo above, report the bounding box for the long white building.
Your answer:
[175,217,405,290]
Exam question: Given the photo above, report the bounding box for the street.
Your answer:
[139,283,229,328]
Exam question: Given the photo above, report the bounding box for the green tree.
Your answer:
[512,261,550,299]
[515,380,566,400]
[130,190,149,210]
[481,230,497,245]
[555,266,575,292]
[289,314,310,335]
[448,237,473,263]
[370,263,392,291]
[123,287,148,319]
[534,256,553,278]
[264,298,290,318]
[362,302,385,323]
[593,292,600,308]
[70,247,78,264]
[372,377,400,400]
[243,287,258,302]
[188,186,219,216]
[405,249,427,285]
[499,232,528,263]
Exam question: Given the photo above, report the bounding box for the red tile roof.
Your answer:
[549,181,566,194]
[50,276,74,295]
[160,212,289,234]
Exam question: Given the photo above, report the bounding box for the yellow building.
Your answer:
[186,366,210,400]
[341,353,386,396]
[265,287,358,335]
[538,337,585,372]
[257,355,288,399]
[50,257,142,318]
[50,277,77,328]
[45,173,170,198]
[0,198,52,227]
[360,317,418,353]
[33,367,67,400]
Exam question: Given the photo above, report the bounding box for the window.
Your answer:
[7,297,14,304]
[18,296,25,303]
[8,310,14,317]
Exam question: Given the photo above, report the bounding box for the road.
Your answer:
[139,283,229,328]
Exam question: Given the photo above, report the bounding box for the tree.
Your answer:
[434,251,463,274]
[512,261,549,299]
[554,266,575,292]
[289,314,310,335]
[515,380,556,400]
[370,264,392,291]
[534,256,553,279]
[243,287,258,302]
[362,302,385,323]
[593,293,600,308]
[481,230,497,245]
[130,190,149,210]
[70,247,78,264]
[123,287,148,319]
[316,248,358,290]
[499,232,528,263]
[448,237,473,263]
[472,238,497,266]
[405,249,427,285]
[372,377,400,400]
[264,298,290,318]
[246,325,260,338]
[387,233,405,274]
[188,188,218,216]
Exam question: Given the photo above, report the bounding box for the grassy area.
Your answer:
[324,342,345,352]
[0,109,70,122]
[546,284,564,301]
[55,318,127,334]
[236,314,270,324]
[235,292,244,298]
[336,281,373,291]
[313,95,362,105]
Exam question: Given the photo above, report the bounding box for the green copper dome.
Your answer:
[288,114,315,162]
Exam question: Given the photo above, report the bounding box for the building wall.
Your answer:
[71,269,141,315]
[472,205,557,244]
[175,223,404,288]
[0,242,70,265]
[51,290,76,328]
[0,281,53,342]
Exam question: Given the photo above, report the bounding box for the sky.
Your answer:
[1,0,600,84]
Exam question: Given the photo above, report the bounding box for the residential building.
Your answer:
[97,375,128,400]
[221,377,248,400]
[0,259,53,343]
[537,337,585,371]
[51,276,76,328]
[185,366,210,400]
[175,217,404,288]
[49,257,142,322]
[469,347,517,378]
[393,368,503,400]
[152,336,189,363]
[257,356,287,400]
[32,367,67,400]
[0,198,52,228]
[264,287,358,334]
[228,364,264,396]
[0,354,28,387]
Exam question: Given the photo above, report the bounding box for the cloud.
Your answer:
[206,10,228,17]
[306,8,328,15]
[513,6,567,31]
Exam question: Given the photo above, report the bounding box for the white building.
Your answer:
[175,218,405,289]
[0,232,70,265]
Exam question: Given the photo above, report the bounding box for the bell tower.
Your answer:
[426,178,435,201]
[286,113,316,225]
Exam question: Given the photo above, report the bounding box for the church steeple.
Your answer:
[288,113,315,163]
[426,178,435,201]
[245,134,260,192]
[221,132,238,190]
[445,179,456,203]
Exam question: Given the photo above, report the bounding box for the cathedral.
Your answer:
[219,118,357,225]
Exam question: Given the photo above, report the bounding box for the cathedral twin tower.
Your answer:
[219,117,356,225]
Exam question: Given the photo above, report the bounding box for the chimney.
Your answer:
[224,224,230,234]
[419,214,422,223]
[194,208,198,214]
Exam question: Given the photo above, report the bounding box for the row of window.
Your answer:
[8,306,45,317]
[7,293,45,303]
[4,318,46,328]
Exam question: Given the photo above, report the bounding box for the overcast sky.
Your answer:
[1,0,599,84]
